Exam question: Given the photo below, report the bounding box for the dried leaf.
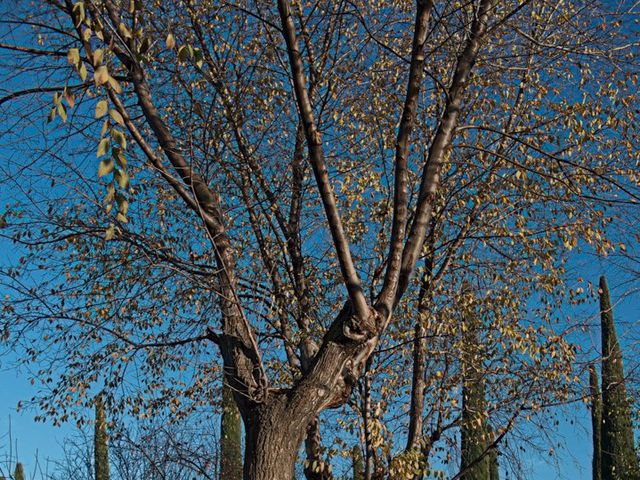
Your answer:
[95,100,108,118]
[107,75,122,94]
[97,138,110,157]
[166,33,176,50]
[104,224,115,241]
[93,48,104,66]
[94,65,109,86]
[67,48,80,65]
[98,159,114,177]
[109,109,124,126]
[115,169,130,189]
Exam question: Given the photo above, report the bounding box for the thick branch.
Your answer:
[377,0,434,317]
[277,0,369,322]
[72,0,270,404]
[398,0,496,303]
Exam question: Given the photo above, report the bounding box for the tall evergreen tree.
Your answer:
[599,276,639,480]
[351,445,364,480]
[94,395,110,480]
[487,426,499,480]
[13,463,25,480]
[489,449,499,480]
[590,365,602,480]
[220,381,243,480]
[460,308,490,480]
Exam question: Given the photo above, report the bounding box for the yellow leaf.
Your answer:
[97,138,109,157]
[98,159,114,177]
[111,129,126,149]
[57,103,67,122]
[117,197,129,215]
[100,119,109,137]
[109,109,124,126]
[166,33,176,50]
[78,62,88,81]
[95,100,108,118]
[63,87,75,108]
[93,48,104,66]
[104,224,115,241]
[94,65,109,85]
[118,23,132,40]
[67,48,80,65]
[107,75,122,94]
[115,170,130,189]
[103,183,115,204]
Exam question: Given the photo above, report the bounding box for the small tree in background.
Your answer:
[489,449,499,480]
[460,306,491,480]
[487,426,499,480]
[352,445,364,480]
[13,463,25,480]
[599,276,639,480]
[590,365,602,480]
[94,396,109,480]
[220,381,243,480]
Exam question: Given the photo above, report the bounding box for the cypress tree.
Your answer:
[13,463,25,480]
[590,365,602,480]
[94,395,110,480]
[489,448,499,480]
[351,445,364,480]
[220,381,243,480]
[487,426,499,480]
[460,308,490,480]
[599,276,639,480]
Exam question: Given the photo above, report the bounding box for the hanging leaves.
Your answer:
[95,100,108,118]
[94,65,109,86]
[166,33,176,50]
[98,159,114,177]
[109,109,124,126]
[96,138,109,157]
[67,48,80,65]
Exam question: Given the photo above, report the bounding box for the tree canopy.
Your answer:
[0,0,639,478]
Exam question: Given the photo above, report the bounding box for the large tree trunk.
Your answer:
[243,397,311,480]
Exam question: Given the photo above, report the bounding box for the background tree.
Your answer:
[95,396,110,480]
[49,415,220,480]
[599,276,639,480]
[459,303,490,480]
[590,365,602,480]
[220,382,242,480]
[13,463,25,480]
